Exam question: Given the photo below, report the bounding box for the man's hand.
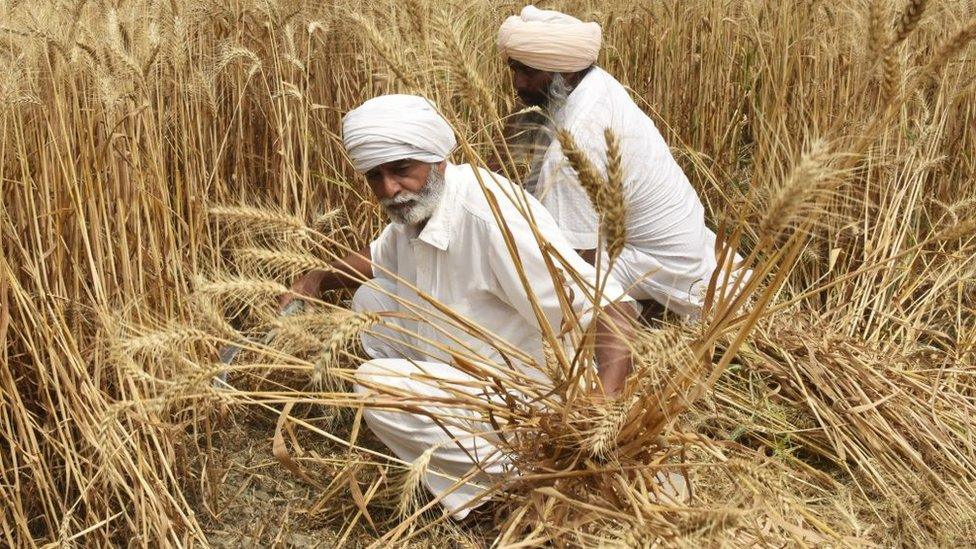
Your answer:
[279,270,325,309]
[277,247,374,310]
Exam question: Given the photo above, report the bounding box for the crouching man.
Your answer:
[281,94,636,518]
[496,6,749,319]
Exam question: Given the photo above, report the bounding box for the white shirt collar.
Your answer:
[415,163,461,251]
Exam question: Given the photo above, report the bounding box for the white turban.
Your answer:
[342,94,456,173]
[497,6,602,72]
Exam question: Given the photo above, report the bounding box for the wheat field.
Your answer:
[2,0,975,546]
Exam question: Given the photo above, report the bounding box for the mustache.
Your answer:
[380,192,420,207]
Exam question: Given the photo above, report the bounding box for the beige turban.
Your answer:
[342,94,456,173]
[497,6,602,72]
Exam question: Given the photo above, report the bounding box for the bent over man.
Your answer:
[283,94,636,518]
[497,6,745,318]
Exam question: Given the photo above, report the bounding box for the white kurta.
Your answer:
[352,163,632,518]
[533,67,737,317]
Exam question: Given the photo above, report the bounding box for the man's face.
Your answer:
[508,60,555,107]
[365,159,445,226]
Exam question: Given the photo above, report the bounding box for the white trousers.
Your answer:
[351,279,688,518]
[352,279,508,519]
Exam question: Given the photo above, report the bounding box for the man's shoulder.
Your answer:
[562,67,640,131]
[448,164,526,223]
[584,67,634,102]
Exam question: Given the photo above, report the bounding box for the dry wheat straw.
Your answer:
[557,128,627,261]
[5,0,976,546]
[313,312,379,387]
[924,17,976,82]
[235,247,333,274]
[892,0,928,47]
[398,447,435,518]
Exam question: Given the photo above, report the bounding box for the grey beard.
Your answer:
[546,72,572,113]
[380,165,446,226]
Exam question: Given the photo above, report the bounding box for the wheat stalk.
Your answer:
[235,247,333,274]
[348,11,422,90]
[208,205,311,237]
[432,6,498,121]
[868,0,888,62]
[757,139,840,241]
[602,129,627,262]
[195,275,290,302]
[188,294,240,340]
[585,399,630,460]
[556,129,627,261]
[879,0,929,103]
[923,17,976,82]
[892,0,928,47]
[397,447,435,518]
[312,312,379,388]
[214,42,262,78]
[122,327,211,356]
[881,49,903,103]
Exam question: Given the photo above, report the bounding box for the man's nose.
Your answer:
[376,173,401,199]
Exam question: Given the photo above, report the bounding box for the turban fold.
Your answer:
[342,94,456,173]
[497,6,602,72]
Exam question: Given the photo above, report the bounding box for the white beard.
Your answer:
[380,165,446,226]
[546,72,572,113]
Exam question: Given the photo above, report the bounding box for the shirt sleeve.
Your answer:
[485,194,632,334]
[368,224,398,277]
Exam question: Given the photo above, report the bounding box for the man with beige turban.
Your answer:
[281,94,637,518]
[497,6,746,319]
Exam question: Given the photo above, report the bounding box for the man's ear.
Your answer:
[436,160,447,173]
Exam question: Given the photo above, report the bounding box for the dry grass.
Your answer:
[2,0,975,547]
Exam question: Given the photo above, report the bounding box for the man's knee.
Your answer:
[352,278,396,314]
[354,359,437,430]
[353,358,410,395]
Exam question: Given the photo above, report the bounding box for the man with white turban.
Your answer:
[497,6,746,319]
[282,94,637,518]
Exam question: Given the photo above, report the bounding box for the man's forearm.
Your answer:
[594,303,637,396]
[295,247,373,300]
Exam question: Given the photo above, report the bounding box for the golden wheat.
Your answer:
[3,0,975,546]
[601,129,627,262]
[556,128,628,262]
[312,312,380,388]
